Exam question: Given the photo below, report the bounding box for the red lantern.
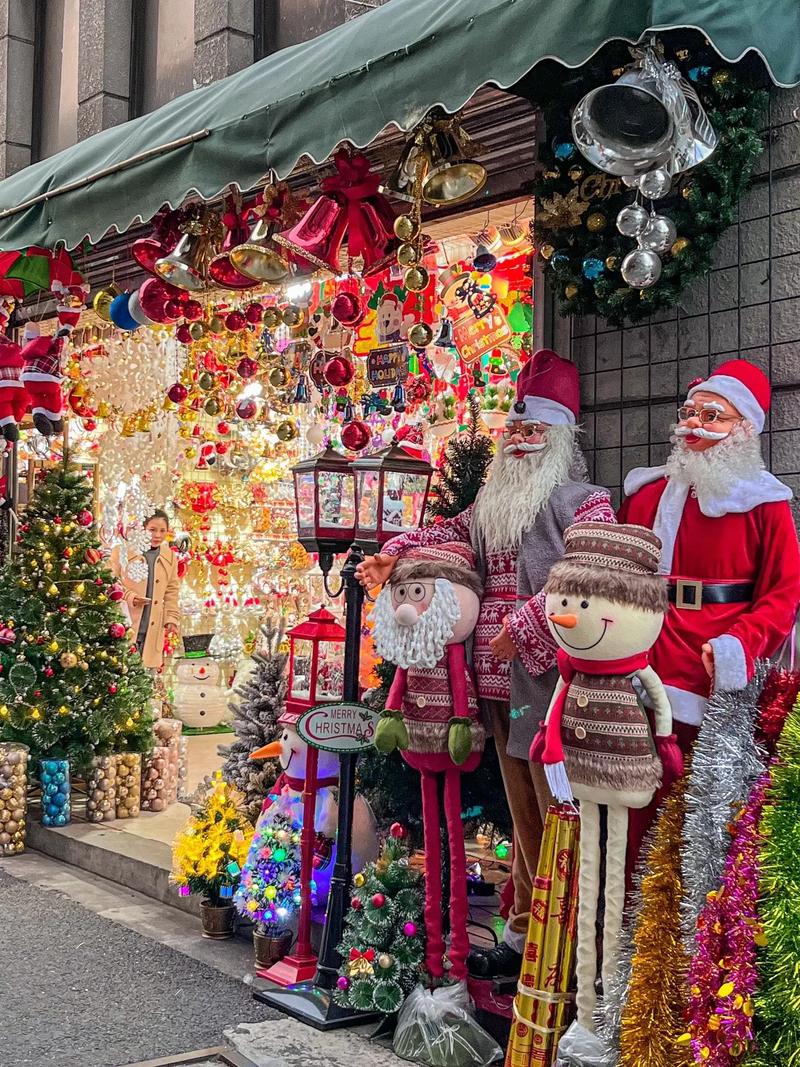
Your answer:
[286,606,346,718]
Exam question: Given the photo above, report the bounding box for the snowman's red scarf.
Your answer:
[260,772,340,814]
[538,648,650,765]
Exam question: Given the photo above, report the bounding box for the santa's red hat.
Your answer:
[508,348,580,426]
[687,359,770,434]
[393,423,430,463]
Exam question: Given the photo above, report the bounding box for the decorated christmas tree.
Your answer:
[0,456,154,769]
[335,825,426,1015]
[220,617,287,820]
[171,773,253,906]
[425,392,494,521]
[234,808,302,934]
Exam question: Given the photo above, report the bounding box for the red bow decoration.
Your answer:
[320,150,396,267]
[221,194,249,243]
[349,948,376,962]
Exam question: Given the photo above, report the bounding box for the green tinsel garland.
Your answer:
[533,60,767,326]
[749,697,800,1066]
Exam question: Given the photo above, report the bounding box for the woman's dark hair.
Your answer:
[144,509,170,528]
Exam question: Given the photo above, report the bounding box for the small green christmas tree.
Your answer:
[425,392,494,521]
[335,826,426,1015]
[0,455,154,769]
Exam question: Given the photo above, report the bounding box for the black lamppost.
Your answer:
[254,442,432,1030]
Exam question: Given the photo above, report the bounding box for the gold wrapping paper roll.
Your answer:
[505,805,580,1067]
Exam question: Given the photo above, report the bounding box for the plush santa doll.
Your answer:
[20,325,68,437]
[0,334,27,443]
[358,349,615,979]
[619,358,800,873]
[371,541,485,984]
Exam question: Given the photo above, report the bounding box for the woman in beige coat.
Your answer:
[109,510,180,670]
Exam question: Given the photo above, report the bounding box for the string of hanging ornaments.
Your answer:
[532,41,766,325]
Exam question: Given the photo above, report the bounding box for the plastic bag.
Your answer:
[555,1022,614,1067]
[393,981,502,1067]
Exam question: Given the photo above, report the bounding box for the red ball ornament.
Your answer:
[215,442,229,455]
[225,310,246,332]
[175,324,193,345]
[77,510,93,527]
[45,667,54,677]
[83,419,97,432]
[371,893,386,908]
[236,356,259,379]
[341,420,371,452]
[164,298,183,319]
[182,299,203,321]
[53,516,62,525]
[95,578,104,586]
[34,689,41,698]
[85,547,101,564]
[167,382,188,404]
[108,684,118,694]
[402,921,418,937]
[235,398,257,420]
[109,585,124,601]
[108,622,126,639]
[390,822,408,840]
[216,420,230,435]
[323,355,355,388]
[244,302,264,324]
[351,896,362,910]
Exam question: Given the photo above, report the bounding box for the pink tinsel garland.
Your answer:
[684,768,772,1064]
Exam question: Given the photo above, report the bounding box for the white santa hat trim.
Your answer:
[687,374,765,433]
[506,396,576,426]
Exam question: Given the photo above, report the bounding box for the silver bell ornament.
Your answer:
[639,214,677,254]
[616,204,649,238]
[637,167,672,200]
[621,247,663,288]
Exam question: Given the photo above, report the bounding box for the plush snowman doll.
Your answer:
[530,522,684,1039]
[173,656,231,729]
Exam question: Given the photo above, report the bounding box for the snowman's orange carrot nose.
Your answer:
[250,741,283,760]
[549,613,579,629]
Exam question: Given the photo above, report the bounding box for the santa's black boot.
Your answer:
[2,423,18,443]
[32,413,54,436]
[466,942,523,979]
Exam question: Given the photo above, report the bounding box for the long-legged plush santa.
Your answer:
[619,358,800,875]
[0,334,27,443]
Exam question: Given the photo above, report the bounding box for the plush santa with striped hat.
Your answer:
[620,358,800,872]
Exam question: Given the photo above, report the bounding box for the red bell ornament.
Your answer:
[208,198,257,291]
[274,192,347,275]
[341,419,371,452]
[131,209,183,276]
[324,354,355,387]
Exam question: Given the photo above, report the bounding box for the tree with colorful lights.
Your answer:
[0,455,154,768]
[335,825,425,1015]
[234,808,302,935]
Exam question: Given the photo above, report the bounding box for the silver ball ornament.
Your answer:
[621,174,639,188]
[621,248,663,288]
[616,204,649,238]
[639,214,678,254]
[637,167,672,200]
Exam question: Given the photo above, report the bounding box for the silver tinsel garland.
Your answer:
[679,661,769,952]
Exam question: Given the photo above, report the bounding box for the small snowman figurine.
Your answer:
[530,522,683,1039]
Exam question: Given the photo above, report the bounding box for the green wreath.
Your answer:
[533,60,767,326]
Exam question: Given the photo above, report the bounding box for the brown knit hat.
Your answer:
[543,522,667,613]
[390,541,483,598]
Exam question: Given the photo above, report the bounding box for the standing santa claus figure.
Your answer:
[620,358,800,872]
[357,349,615,979]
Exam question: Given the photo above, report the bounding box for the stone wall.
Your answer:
[565,86,800,521]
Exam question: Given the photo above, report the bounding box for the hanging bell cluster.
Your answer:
[153,205,222,292]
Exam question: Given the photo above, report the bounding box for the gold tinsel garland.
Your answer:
[619,777,692,1067]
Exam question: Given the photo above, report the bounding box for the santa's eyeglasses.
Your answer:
[502,421,549,439]
[677,405,740,425]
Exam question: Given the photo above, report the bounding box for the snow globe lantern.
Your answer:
[291,445,356,574]
[352,443,433,551]
[286,606,347,715]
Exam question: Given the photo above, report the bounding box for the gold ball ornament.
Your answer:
[353,873,365,888]
[378,954,392,970]
[204,397,221,416]
[568,166,584,182]
[586,212,607,233]
[407,321,434,348]
[262,307,281,329]
[198,372,215,391]
[564,283,579,299]
[208,316,225,334]
[681,183,694,200]
[189,322,206,341]
[404,266,429,293]
[539,244,555,261]
[281,305,303,328]
[269,366,288,388]
[605,255,620,271]
[712,70,731,90]
[393,214,419,242]
[397,243,421,267]
[276,420,298,442]
[184,447,197,460]
[60,651,78,669]
[671,237,691,256]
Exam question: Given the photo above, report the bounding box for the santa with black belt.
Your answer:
[619,358,800,870]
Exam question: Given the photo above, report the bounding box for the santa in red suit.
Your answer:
[619,358,800,872]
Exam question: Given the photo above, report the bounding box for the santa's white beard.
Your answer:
[472,424,578,554]
[372,579,460,669]
[665,424,765,499]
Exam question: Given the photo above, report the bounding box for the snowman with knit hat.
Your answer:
[530,521,683,1044]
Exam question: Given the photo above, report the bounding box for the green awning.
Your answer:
[0,0,797,251]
